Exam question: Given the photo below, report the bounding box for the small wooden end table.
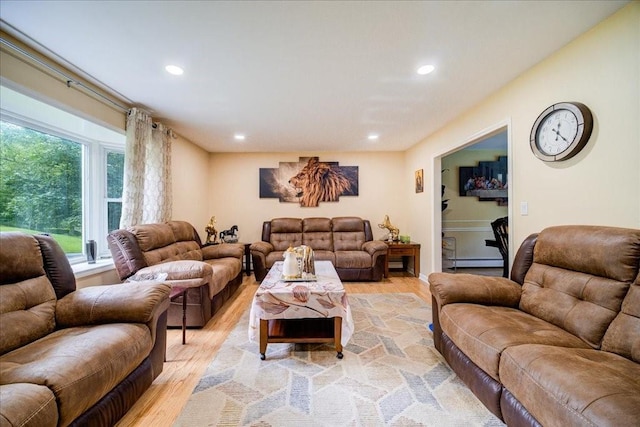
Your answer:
[384,241,421,278]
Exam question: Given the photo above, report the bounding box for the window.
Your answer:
[0,85,125,262]
[106,150,124,233]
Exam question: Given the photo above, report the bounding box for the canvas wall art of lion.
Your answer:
[259,157,358,207]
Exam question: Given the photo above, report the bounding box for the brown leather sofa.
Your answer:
[429,225,640,426]
[108,220,244,327]
[0,232,170,427]
[250,217,388,282]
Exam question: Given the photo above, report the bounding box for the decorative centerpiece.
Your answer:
[378,214,400,242]
[204,216,218,244]
[282,245,316,280]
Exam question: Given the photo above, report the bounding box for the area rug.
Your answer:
[174,293,503,426]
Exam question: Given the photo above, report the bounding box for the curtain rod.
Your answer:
[0,37,129,113]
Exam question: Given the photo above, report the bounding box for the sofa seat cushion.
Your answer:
[334,251,373,269]
[501,344,640,427]
[131,260,212,283]
[0,383,58,427]
[206,258,242,297]
[0,323,152,426]
[440,303,590,381]
[312,250,336,264]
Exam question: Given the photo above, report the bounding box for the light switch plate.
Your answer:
[520,201,528,216]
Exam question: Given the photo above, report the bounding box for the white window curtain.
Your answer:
[120,108,172,228]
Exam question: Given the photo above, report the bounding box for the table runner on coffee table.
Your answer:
[248,261,354,346]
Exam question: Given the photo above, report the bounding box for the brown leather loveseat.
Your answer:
[429,225,640,426]
[251,217,388,282]
[0,232,170,427]
[108,220,244,327]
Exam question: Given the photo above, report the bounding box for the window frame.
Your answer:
[1,94,125,263]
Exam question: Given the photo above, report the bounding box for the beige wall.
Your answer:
[406,3,640,277]
[207,152,409,244]
[171,135,212,240]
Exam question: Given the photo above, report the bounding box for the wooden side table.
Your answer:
[385,241,421,278]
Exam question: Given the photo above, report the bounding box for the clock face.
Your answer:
[530,102,593,162]
[537,109,579,155]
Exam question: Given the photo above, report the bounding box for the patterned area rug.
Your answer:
[174,293,503,426]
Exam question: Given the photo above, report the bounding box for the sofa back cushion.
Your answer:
[519,225,640,348]
[167,221,204,261]
[332,217,366,251]
[302,218,333,251]
[270,218,303,251]
[601,275,640,362]
[0,233,57,355]
[129,222,203,266]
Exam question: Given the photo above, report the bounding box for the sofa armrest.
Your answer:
[250,241,274,256]
[56,282,171,328]
[201,243,244,260]
[428,272,522,308]
[362,240,388,264]
[362,240,388,255]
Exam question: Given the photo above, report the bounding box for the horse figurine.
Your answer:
[219,225,239,243]
[205,216,218,244]
[378,215,399,242]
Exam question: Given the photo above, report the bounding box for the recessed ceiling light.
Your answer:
[234,134,246,141]
[417,64,435,75]
[165,65,184,75]
[368,134,379,141]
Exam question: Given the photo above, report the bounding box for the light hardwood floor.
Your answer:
[115,272,431,426]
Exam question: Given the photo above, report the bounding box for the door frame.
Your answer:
[431,118,513,273]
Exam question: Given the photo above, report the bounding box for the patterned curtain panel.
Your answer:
[120,108,172,228]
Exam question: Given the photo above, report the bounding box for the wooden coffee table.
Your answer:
[249,261,353,360]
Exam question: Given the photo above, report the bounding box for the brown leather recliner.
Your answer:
[429,225,640,426]
[250,217,388,282]
[0,232,170,427]
[107,220,244,328]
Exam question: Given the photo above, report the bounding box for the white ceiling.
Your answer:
[0,1,627,153]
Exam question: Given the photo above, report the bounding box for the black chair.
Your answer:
[485,216,509,277]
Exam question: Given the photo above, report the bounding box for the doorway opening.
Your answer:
[437,124,511,277]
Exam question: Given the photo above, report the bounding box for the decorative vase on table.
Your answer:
[283,247,300,279]
[86,240,97,264]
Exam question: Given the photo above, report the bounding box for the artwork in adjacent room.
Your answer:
[259,157,358,207]
[415,169,424,193]
[459,156,508,205]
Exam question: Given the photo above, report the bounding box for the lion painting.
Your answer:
[259,157,358,206]
[289,158,352,207]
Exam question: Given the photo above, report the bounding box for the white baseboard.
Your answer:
[451,258,503,268]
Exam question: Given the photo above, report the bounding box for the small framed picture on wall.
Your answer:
[415,169,424,193]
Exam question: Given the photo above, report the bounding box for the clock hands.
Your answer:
[552,122,568,143]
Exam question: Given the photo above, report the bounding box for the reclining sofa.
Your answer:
[108,220,244,327]
[0,232,170,427]
[429,225,640,426]
[251,217,388,282]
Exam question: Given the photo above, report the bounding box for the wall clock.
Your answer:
[530,102,593,162]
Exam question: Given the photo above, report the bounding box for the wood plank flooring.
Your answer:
[115,272,431,426]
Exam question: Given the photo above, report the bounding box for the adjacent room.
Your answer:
[1,1,638,426]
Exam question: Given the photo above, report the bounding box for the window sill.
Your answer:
[72,259,115,279]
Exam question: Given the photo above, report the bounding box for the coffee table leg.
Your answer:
[259,319,268,360]
[334,317,343,359]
